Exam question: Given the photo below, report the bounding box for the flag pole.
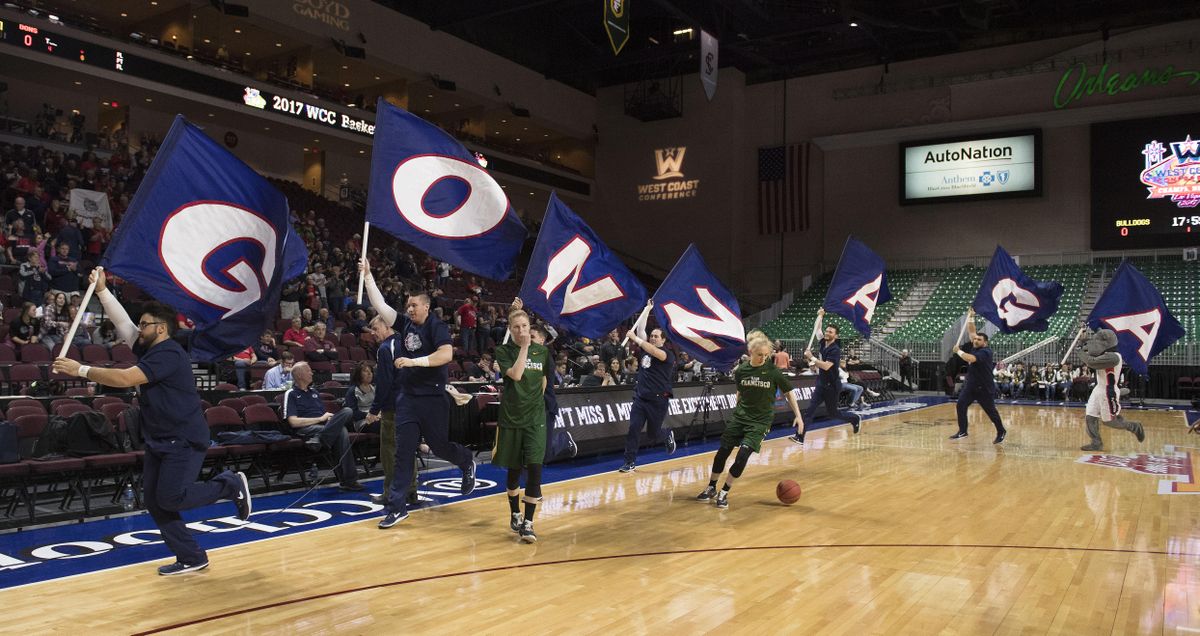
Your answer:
[355,221,370,304]
[622,304,652,347]
[58,278,98,359]
[804,312,821,351]
[1060,325,1087,366]
[953,310,971,349]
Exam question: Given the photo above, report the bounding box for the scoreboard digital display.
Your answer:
[0,18,374,139]
[1091,113,1200,250]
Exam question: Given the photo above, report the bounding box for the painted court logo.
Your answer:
[1078,445,1200,494]
[1140,135,1200,209]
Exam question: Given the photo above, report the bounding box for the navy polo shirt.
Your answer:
[965,346,997,394]
[816,340,841,387]
[370,333,400,415]
[635,348,676,399]
[391,313,452,396]
[281,384,326,420]
[134,339,208,448]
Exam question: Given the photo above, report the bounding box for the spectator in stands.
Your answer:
[579,363,605,388]
[303,322,338,362]
[476,304,494,354]
[174,312,194,345]
[677,351,702,382]
[345,309,368,336]
[252,330,279,365]
[92,319,117,347]
[325,265,346,315]
[308,262,328,308]
[343,361,376,432]
[456,296,478,356]
[599,330,625,370]
[607,358,627,385]
[18,251,49,303]
[437,260,451,287]
[623,356,639,380]
[5,196,38,232]
[65,305,92,346]
[362,315,402,504]
[994,363,1013,398]
[838,359,867,409]
[1038,363,1058,401]
[39,291,69,351]
[300,307,315,329]
[279,278,302,320]
[230,346,256,390]
[1058,363,1078,401]
[281,361,364,491]
[56,212,84,259]
[773,340,792,371]
[898,349,916,391]
[316,307,336,335]
[7,218,35,262]
[1011,362,1030,398]
[47,242,80,295]
[8,301,40,346]
[282,317,308,348]
[262,351,295,390]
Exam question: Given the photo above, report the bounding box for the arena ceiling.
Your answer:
[379,0,1200,94]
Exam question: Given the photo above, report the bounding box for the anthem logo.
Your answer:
[638,147,700,201]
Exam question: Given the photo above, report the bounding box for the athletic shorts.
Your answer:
[493,423,546,469]
[720,417,770,453]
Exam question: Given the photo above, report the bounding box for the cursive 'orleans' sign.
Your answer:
[1053,61,1200,109]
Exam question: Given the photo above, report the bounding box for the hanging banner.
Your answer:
[604,0,630,55]
[700,29,718,101]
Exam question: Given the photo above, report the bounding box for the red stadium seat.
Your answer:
[7,398,46,413]
[18,344,51,363]
[241,394,268,407]
[82,345,112,366]
[242,404,281,430]
[218,397,248,413]
[110,345,137,365]
[54,403,94,419]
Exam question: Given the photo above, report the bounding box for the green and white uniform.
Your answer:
[721,360,793,452]
[492,341,550,469]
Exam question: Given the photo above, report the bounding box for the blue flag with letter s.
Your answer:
[1087,260,1185,377]
[102,115,308,362]
[365,98,526,280]
[972,245,1063,334]
[518,192,647,339]
[823,236,892,338]
[651,245,744,370]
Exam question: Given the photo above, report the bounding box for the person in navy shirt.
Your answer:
[792,308,861,444]
[619,315,677,472]
[53,268,250,576]
[280,361,364,490]
[361,314,410,505]
[362,259,476,529]
[949,307,1007,444]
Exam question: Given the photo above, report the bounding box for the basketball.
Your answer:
[776,480,802,505]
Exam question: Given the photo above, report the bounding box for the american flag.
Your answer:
[757,143,810,234]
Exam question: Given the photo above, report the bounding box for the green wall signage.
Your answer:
[1053,61,1200,109]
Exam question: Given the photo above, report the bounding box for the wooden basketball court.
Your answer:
[5,402,1198,634]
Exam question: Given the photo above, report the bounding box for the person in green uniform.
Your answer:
[697,330,804,510]
[493,305,550,543]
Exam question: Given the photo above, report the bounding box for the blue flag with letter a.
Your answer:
[518,193,647,339]
[651,245,745,370]
[972,245,1063,334]
[823,236,891,338]
[1087,260,1185,377]
[102,115,308,362]
[365,98,526,280]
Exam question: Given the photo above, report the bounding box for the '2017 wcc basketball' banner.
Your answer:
[102,115,308,362]
[823,236,891,338]
[652,244,744,370]
[972,244,1062,334]
[365,98,527,280]
[518,192,646,339]
[1087,260,1185,377]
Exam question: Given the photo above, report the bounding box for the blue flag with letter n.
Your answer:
[102,115,308,362]
[823,236,891,338]
[518,192,647,339]
[972,245,1063,334]
[1087,260,1185,377]
[365,98,526,280]
[651,244,744,370]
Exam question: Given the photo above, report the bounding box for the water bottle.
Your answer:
[307,463,320,483]
[120,485,136,512]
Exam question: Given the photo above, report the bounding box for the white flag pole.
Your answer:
[953,311,970,349]
[58,278,98,358]
[1060,325,1088,366]
[622,304,653,346]
[355,221,370,304]
[804,311,822,352]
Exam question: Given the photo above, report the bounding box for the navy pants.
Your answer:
[295,407,359,486]
[956,386,1005,434]
[386,394,472,514]
[623,395,670,464]
[805,382,855,424]
[142,438,237,566]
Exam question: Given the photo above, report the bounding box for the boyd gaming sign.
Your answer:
[637,147,701,202]
[292,0,351,32]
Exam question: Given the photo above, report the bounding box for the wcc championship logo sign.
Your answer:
[637,147,701,202]
[1141,134,1200,209]
[102,115,308,362]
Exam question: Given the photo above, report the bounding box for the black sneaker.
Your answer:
[158,560,209,576]
[618,462,635,473]
[304,437,322,452]
[461,460,477,495]
[1132,421,1146,443]
[378,510,408,528]
[714,491,729,509]
[949,431,968,440]
[849,413,861,434]
[789,432,805,445]
[232,471,251,521]
[664,430,677,454]
[519,520,538,543]
[1080,442,1104,451]
[993,428,1007,444]
[510,512,522,533]
[696,485,717,501]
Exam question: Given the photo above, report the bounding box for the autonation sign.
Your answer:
[902,132,1039,203]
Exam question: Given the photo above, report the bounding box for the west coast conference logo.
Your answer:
[292,0,351,32]
[636,147,701,202]
[1079,444,1200,495]
[1140,135,1200,209]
